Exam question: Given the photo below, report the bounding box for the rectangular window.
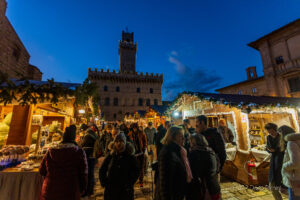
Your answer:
[105,97,110,106]
[238,91,242,95]
[137,88,140,93]
[275,56,284,64]
[138,98,143,106]
[114,98,118,106]
[288,77,300,93]
[252,88,257,93]
[154,99,158,106]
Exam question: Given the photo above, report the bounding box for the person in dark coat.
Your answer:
[157,126,189,200]
[39,125,88,200]
[265,123,285,200]
[99,133,139,200]
[188,134,221,200]
[196,115,226,171]
[81,128,98,197]
[155,121,171,158]
[128,123,147,187]
[180,119,195,153]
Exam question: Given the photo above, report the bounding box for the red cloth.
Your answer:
[39,143,88,200]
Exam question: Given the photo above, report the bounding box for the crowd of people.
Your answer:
[37,115,300,200]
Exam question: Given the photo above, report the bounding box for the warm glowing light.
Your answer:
[79,109,85,114]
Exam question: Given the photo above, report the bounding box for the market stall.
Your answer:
[166,92,300,185]
[0,79,99,200]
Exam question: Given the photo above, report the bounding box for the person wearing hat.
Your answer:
[99,133,139,200]
[39,125,88,200]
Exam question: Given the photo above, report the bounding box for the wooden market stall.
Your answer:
[166,92,300,186]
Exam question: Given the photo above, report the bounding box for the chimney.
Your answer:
[246,66,257,80]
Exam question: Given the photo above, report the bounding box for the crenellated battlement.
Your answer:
[88,67,163,82]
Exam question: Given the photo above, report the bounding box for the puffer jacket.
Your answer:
[282,133,300,195]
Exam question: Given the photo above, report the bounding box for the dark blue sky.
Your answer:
[6,0,300,100]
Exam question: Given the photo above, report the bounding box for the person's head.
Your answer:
[265,123,278,137]
[80,124,88,132]
[219,119,226,127]
[63,125,77,143]
[112,126,120,137]
[139,126,143,131]
[106,124,113,133]
[131,123,139,132]
[189,133,209,149]
[113,133,127,153]
[196,115,207,133]
[164,121,171,129]
[278,125,295,144]
[183,119,190,127]
[161,126,184,147]
[148,122,153,128]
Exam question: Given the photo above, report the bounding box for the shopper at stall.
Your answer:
[128,123,147,187]
[81,128,98,198]
[39,125,88,200]
[217,119,234,144]
[99,133,139,200]
[265,123,285,200]
[188,133,221,200]
[280,128,300,199]
[157,126,189,200]
[155,121,171,158]
[144,122,156,166]
[196,115,226,171]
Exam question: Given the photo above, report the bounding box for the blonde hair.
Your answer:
[161,126,184,145]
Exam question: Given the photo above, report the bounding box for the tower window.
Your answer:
[12,46,21,61]
[138,98,143,106]
[137,88,140,93]
[104,85,108,92]
[252,88,257,93]
[238,91,242,95]
[146,99,150,106]
[150,88,153,93]
[105,97,110,106]
[113,113,117,119]
[275,56,284,64]
[114,98,118,106]
[116,86,120,92]
[154,99,158,106]
[288,77,300,92]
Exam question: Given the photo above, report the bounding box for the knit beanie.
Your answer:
[63,125,76,142]
[114,132,127,143]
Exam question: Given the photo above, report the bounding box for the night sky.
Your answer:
[6,0,300,100]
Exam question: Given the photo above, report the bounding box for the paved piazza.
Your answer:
[84,168,288,200]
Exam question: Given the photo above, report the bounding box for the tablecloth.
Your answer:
[0,168,43,200]
[226,147,237,161]
[251,148,270,162]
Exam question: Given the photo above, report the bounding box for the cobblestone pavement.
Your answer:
[87,168,288,200]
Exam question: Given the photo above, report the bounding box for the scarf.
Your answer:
[180,146,193,183]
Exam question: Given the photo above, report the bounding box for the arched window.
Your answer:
[146,99,150,106]
[150,88,153,93]
[137,88,140,93]
[105,97,110,106]
[104,85,108,92]
[116,86,120,92]
[154,99,158,106]
[138,98,143,106]
[114,98,118,106]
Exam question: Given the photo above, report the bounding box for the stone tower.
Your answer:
[118,30,137,72]
[0,0,7,16]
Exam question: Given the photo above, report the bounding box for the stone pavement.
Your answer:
[88,168,288,200]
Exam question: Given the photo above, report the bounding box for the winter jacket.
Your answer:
[201,128,226,170]
[155,125,167,157]
[282,133,300,195]
[158,142,187,200]
[39,143,88,200]
[188,146,220,198]
[266,134,285,186]
[81,130,98,158]
[128,130,147,154]
[144,127,156,145]
[99,143,139,200]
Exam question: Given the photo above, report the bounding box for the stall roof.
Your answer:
[169,92,300,111]
[5,79,81,90]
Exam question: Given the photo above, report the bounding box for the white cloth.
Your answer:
[282,134,300,196]
[250,149,270,163]
[226,147,237,161]
[0,169,43,200]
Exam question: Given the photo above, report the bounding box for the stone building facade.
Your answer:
[88,31,163,121]
[0,0,42,80]
[217,18,300,98]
